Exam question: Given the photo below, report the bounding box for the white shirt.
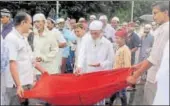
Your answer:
[77,35,114,73]
[74,33,90,67]
[153,41,169,105]
[5,28,35,87]
[103,24,116,42]
[147,22,169,83]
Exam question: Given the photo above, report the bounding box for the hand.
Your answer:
[131,63,141,70]
[126,76,138,85]
[36,57,43,62]
[41,69,48,74]
[74,68,82,76]
[16,86,24,98]
[33,81,36,86]
[88,63,100,67]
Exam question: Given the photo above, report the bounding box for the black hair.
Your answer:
[13,12,29,26]
[152,1,169,14]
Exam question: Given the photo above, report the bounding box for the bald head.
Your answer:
[144,24,152,34]
[144,24,152,29]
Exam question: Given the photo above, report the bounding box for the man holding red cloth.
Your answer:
[75,20,114,105]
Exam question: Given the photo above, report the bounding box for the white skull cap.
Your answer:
[79,17,86,22]
[89,20,103,30]
[90,15,96,19]
[99,15,108,21]
[112,16,120,22]
[33,13,46,22]
[56,18,65,23]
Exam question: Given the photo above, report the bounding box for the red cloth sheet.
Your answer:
[24,68,132,105]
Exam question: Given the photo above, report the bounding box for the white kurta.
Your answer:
[74,33,90,69]
[77,35,114,73]
[153,41,169,105]
[33,29,59,74]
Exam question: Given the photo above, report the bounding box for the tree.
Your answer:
[0,1,154,23]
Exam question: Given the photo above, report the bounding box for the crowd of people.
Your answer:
[1,1,169,106]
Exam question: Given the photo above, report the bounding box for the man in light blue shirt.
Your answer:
[57,18,76,73]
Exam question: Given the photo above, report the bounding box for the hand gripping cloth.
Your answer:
[24,68,133,105]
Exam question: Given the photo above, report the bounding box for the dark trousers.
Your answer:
[109,89,127,106]
[61,58,68,73]
[66,49,75,73]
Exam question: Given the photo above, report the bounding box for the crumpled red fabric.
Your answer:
[24,68,132,105]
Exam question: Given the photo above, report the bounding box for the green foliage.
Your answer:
[0,1,154,23]
[133,1,153,21]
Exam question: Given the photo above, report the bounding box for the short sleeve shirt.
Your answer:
[5,28,34,87]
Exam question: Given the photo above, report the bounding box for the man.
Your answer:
[69,18,76,31]
[69,18,77,38]
[73,23,88,69]
[68,18,77,72]
[78,17,88,31]
[125,22,140,105]
[127,1,169,105]
[5,12,48,105]
[89,15,96,24]
[78,17,86,23]
[47,17,66,48]
[111,16,120,30]
[109,29,131,106]
[1,35,9,105]
[47,17,67,73]
[33,13,59,75]
[132,24,154,105]
[0,9,13,39]
[122,22,128,29]
[65,17,71,29]
[126,22,141,65]
[150,21,157,35]
[153,41,169,105]
[57,18,76,73]
[99,15,116,43]
[139,24,154,63]
[75,20,114,105]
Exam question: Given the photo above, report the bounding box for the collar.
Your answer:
[13,28,25,39]
[159,21,169,29]
[100,36,105,44]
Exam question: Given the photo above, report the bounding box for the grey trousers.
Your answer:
[143,81,157,105]
[1,72,8,105]
[6,84,38,105]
